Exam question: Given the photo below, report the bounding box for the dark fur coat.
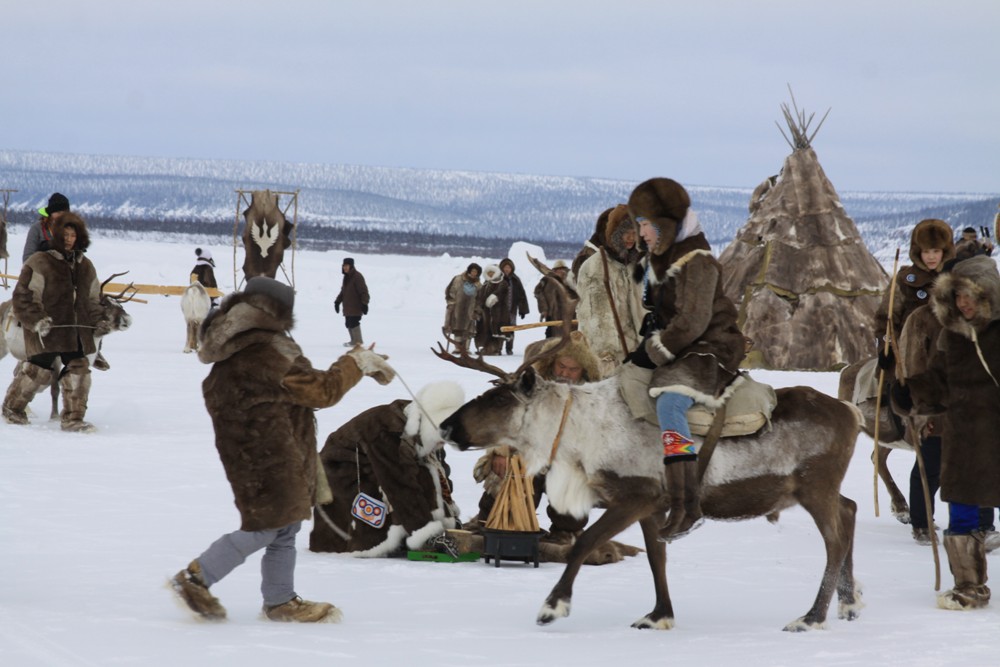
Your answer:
[198,290,364,531]
[309,399,459,554]
[12,213,103,358]
[910,256,1000,507]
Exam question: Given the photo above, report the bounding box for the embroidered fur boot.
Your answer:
[2,362,54,425]
[658,430,704,542]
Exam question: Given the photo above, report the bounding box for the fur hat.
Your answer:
[552,260,569,271]
[244,276,295,312]
[403,381,466,457]
[343,258,355,267]
[931,255,1000,336]
[48,211,90,253]
[499,258,515,273]
[627,178,691,256]
[483,264,503,283]
[604,204,634,256]
[910,218,955,270]
[38,192,70,217]
[466,262,482,277]
[530,330,602,382]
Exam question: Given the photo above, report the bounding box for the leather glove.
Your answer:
[334,299,341,314]
[876,346,895,371]
[485,294,498,308]
[361,303,369,315]
[34,317,53,338]
[348,348,396,385]
[890,381,913,413]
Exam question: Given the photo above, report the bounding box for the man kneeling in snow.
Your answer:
[309,381,465,557]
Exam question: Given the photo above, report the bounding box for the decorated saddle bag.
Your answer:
[617,363,777,438]
[351,491,388,529]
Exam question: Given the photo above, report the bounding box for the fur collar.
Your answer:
[930,256,1000,339]
[198,291,296,363]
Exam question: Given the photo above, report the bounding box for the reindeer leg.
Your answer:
[876,447,910,523]
[785,490,853,631]
[537,496,658,627]
[834,495,864,621]
[631,513,674,630]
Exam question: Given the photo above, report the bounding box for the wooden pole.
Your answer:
[501,319,577,333]
[872,248,900,517]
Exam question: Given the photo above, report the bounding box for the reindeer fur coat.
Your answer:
[310,398,460,556]
[910,256,1000,507]
[12,213,104,359]
[198,290,365,532]
[632,222,745,406]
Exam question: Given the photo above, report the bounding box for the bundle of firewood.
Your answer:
[484,454,540,532]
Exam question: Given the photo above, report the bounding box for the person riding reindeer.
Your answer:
[625,178,746,542]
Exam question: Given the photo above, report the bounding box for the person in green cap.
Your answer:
[23,193,70,262]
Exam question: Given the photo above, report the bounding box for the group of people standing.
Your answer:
[443,258,530,355]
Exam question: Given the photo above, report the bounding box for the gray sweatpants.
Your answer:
[196,521,301,607]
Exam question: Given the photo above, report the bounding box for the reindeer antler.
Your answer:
[432,341,512,384]
[100,271,138,303]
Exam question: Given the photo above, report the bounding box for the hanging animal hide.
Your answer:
[241,190,292,280]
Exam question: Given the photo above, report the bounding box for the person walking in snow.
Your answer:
[170,276,397,623]
[334,257,369,347]
[4,212,110,431]
[474,264,510,355]
[498,258,529,355]
[875,218,955,546]
[902,256,1000,610]
[443,263,482,354]
[534,260,577,338]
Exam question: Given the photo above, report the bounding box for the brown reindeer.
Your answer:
[837,358,913,524]
[1,273,136,418]
[438,360,864,631]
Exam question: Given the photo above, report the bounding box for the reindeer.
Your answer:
[1,273,135,418]
[180,282,212,353]
[837,358,913,524]
[437,345,864,632]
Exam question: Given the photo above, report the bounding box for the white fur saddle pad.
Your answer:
[617,363,777,437]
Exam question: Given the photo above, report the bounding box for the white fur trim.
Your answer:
[673,209,703,243]
[647,336,675,364]
[648,369,745,409]
[404,381,466,456]
[351,524,407,558]
[485,294,498,308]
[405,520,445,550]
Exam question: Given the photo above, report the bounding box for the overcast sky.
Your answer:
[5,1,999,194]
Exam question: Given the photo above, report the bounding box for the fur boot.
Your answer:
[658,430,704,542]
[938,533,991,610]
[343,326,364,347]
[170,560,227,621]
[263,596,342,623]
[59,359,95,433]
[2,363,54,425]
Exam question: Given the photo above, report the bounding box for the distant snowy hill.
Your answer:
[1,149,996,259]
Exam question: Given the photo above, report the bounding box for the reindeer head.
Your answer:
[98,272,137,337]
[439,366,542,451]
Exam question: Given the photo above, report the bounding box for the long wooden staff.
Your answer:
[907,416,942,590]
[872,248,900,517]
[501,319,578,333]
[598,247,630,358]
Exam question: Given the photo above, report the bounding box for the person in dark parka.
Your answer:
[334,257,370,347]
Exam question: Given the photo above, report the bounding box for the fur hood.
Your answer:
[403,381,466,458]
[604,204,638,261]
[909,218,955,271]
[531,330,602,383]
[930,255,1000,338]
[49,212,92,254]
[198,289,295,364]
[628,178,691,256]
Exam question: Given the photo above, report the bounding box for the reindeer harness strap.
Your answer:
[548,392,574,467]
[696,404,727,482]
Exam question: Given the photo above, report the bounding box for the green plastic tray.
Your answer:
[406,550,481,563]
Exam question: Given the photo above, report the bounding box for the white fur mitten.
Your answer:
[34,317,53,338]
[348,348,396,385]
[485,294,498,308]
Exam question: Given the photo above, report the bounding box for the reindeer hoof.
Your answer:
[783,616,827,632]
[536,599,570,625]
[838,590,865,621]
[892,508,911,525]
[631,615,675,630]
[183,348,193,354]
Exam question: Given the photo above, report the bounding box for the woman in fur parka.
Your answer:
[498,258,529,355]
[4,212,108,431]
[170,277,397,623]
[575,204,646,376]
[443,263,482,353]
[875,218,955,545]
[309,382,465,557]
[474,264,510,355]
[904,256,1000,610]
[626,178,745,542]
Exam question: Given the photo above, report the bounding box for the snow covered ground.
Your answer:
[1,230,997,667]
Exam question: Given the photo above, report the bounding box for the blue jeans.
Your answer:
[947,503,980,536]
[656,392,694,437]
